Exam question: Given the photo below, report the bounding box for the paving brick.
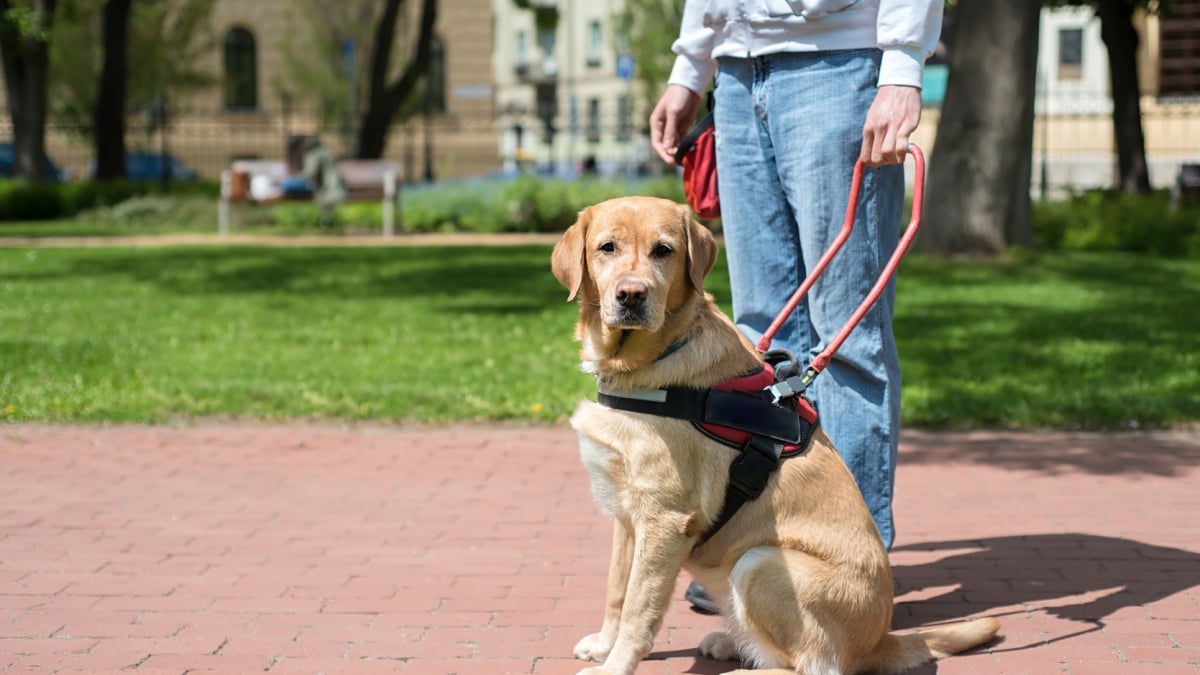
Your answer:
[0,425,1196,674]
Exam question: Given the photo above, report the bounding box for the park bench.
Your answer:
[217,159,401,236]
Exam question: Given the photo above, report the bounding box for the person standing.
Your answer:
[650,0,942,567]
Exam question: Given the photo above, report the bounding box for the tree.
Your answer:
[92,0,131,180]
[1049,0,1154,193]
[50,0,214,148]
[355,0,436,159]
[0,0,57,181]
[918,0,1042,256]
[277,0,438,159]
[1095,0,1151,193]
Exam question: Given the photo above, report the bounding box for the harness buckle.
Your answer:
[726,437,782,501]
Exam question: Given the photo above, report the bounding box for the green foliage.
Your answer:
[49,0,216,136]
[2,6,52,41]
[1033,190,1200,257]
[0,181,65,220]
[613,0,685,110]
[0,178,220,224]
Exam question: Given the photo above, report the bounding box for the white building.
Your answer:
[492,0,645,177]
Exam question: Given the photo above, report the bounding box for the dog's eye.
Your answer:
[651,243,673,258]
[598,242,616,254]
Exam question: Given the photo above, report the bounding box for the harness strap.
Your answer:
[696,434,783,546]
[596,382,808,446]
[596,375,818,546]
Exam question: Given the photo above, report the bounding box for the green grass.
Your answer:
[0,245,1197,428]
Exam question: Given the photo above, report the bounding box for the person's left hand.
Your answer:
[860,85,922,166]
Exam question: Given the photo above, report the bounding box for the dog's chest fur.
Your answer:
[571,400,725,531]
[578,433,624,516]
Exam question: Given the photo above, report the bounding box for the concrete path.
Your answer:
[1,424,1197,674]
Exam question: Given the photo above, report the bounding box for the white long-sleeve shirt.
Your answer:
[668,0,942,94]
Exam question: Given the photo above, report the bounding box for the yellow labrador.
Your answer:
[552,196,999,675]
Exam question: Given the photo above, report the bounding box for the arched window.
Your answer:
[223,27,257,111]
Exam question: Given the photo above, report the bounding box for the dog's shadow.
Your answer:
[654,532,1198,674]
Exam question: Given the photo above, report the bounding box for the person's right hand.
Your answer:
[650,84,703,166]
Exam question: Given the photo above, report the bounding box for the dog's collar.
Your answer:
[655,335,690,362]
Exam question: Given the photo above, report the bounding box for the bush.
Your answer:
[1033,190,1200,257]
[0,181,66,220]
[0,178,220,223]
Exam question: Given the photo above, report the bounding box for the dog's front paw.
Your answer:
[573,632,614,662]
[698,631,740,661]
[575,668,614,675]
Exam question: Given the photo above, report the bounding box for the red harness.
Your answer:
[698,364,817,457]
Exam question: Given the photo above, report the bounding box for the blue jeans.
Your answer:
[713,50,904,549]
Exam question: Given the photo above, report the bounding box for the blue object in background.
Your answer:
[281,175,314,197]
[0,143,65,181]
[922,64,948,107]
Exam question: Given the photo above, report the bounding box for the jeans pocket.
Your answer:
[762,0,862,19]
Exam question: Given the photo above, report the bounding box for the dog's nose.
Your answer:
[615,279,648,307]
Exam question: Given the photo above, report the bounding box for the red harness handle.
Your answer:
[754,144,926,383]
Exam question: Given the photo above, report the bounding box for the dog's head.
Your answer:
[551,197,717,335]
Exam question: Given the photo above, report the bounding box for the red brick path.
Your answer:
[1,425,1197,674]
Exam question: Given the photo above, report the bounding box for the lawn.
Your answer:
[0,244,1197,429]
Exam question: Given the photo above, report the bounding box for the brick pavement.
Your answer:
[0,424,1197,674]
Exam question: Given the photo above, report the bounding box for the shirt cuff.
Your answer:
[668,55,717,96]
[878,47,926,89]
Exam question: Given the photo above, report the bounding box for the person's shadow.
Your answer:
[890,533,1200,672]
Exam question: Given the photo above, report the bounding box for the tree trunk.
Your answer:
[354,0,437,159]
[0,0,56,181]
[1095,0,1151,193]
[93,0,132,181]
[919,0,1042,256]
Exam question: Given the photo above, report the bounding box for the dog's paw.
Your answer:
[698,631,740,661]
[573,632,614,662]
[575,668,614,675]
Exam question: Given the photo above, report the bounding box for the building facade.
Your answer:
[492,0,647,177]
[4,0,499,182]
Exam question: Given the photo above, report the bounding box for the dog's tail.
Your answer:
[859,617,1000,674]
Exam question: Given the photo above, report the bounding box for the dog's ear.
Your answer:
[552,206,592,301]
[684,209,717,293]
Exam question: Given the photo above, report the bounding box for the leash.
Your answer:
[757,144,927,397]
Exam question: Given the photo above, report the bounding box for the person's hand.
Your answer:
[650,84,703,166]
[860,85,922,166]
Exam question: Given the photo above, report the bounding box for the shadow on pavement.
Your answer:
[892,533,1198,637]
[901,431,1200,478]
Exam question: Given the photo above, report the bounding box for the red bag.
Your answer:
[674,113,720,219]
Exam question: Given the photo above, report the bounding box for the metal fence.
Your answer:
[5,93,1200,193]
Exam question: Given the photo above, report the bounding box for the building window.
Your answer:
[515,30,529,78]
[616,94,632,142]
[587,20,603,68]
[1057,28,1083,81]
[586,97,601,143]
[537,25,557,78]
[223,27,257,111]
[1159,0,1200,96]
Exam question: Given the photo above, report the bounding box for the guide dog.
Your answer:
[551,196,999,675]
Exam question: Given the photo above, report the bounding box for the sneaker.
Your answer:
[685,581,720,615]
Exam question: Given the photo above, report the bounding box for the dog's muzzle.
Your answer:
[608,279,651,327]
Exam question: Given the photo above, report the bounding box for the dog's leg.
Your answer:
[574,520,634,662]
[577,524,693,675]
[722,547,862,675]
